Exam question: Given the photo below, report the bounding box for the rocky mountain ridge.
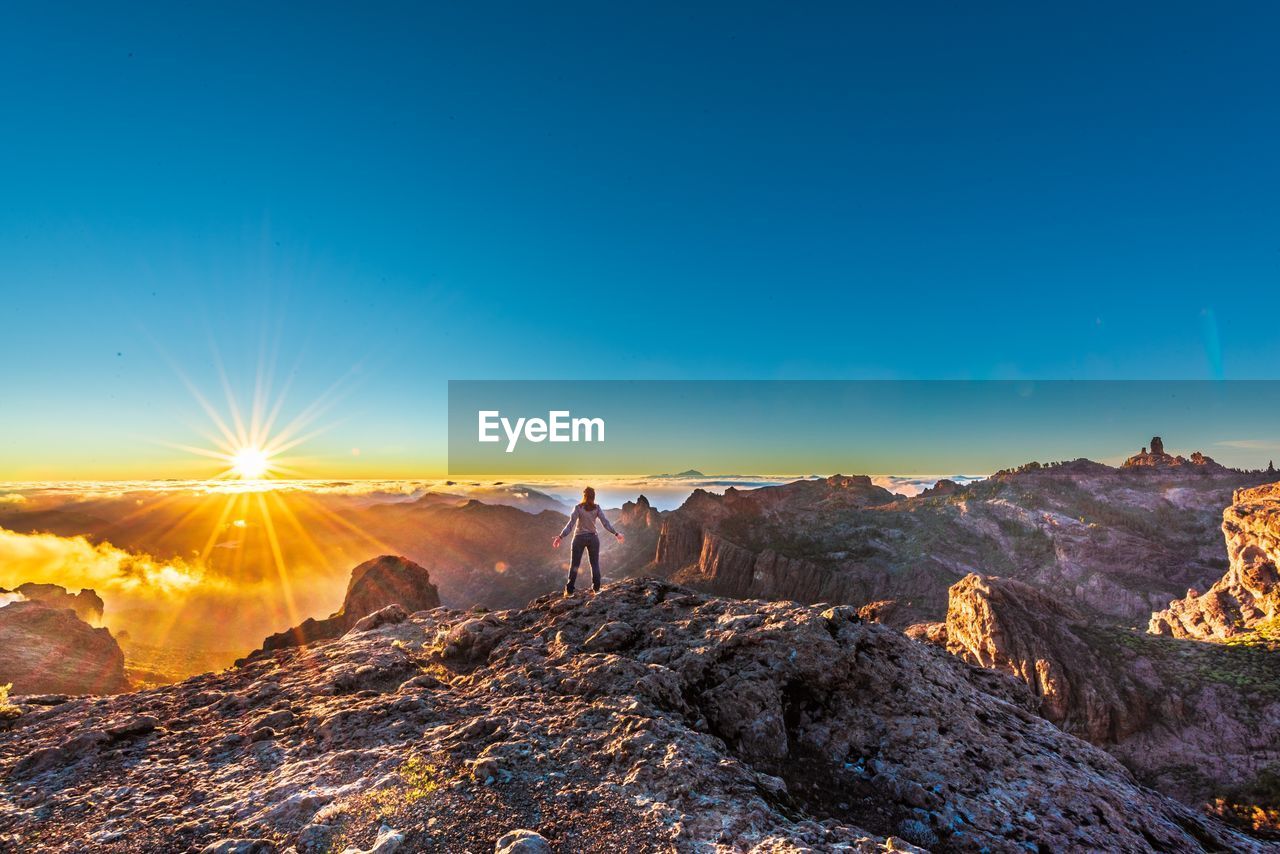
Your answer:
[634,444,1276,626]
[1122,436,1225,470]
[0,582,105,624]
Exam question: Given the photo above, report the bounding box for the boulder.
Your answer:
[0,599,126,695]
[494,829,552,853]
[246,556,439,660]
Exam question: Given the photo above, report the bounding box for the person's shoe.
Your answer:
[591,586,601,595]
[563,587,575,597]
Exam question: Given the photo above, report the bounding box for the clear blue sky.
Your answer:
[2,2,1278,477]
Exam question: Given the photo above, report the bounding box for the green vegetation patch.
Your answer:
[1083,625,1280,702]
[0,683,20,728]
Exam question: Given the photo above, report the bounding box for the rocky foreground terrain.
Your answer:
[1,577,1261,853]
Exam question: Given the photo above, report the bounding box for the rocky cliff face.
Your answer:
[936,574,1153,743]
[0,579,1257,852]
[610,495,666,578]
[617,494,660,530]
[645,447,1273,625]
[0,599,127,695]
[245,555,440,660]
[921,572,1280,835]
[1151,482,1280,640]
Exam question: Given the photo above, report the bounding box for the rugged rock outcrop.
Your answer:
[0,579,1258,852]
[245,555,440,660]
[919,478,960,498]
[618,494,660,530]
[639,447,1273,625]
[1,583,105,624]
[341,555,440,621]
[1151,482,1280,639]
[0,599,126,695]
[938,574,1152,743]
[610,495,665,579]
[922,573,1280,834]
[1123,435,1223,470]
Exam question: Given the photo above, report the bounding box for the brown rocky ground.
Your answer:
[2,578,1260,853]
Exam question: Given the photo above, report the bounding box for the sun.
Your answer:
[230,446,271,479]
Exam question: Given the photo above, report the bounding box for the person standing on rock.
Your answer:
[553,486,623,595]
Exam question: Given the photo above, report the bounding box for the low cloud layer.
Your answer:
[0,527,206,598]
[0,527,339,656]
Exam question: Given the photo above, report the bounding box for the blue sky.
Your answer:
[1,2,1278,477]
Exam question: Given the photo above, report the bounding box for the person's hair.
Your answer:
[581,486,596,510]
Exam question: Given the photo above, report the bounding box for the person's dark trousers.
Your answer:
[566,532,601,593]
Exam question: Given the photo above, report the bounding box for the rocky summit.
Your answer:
[0,578,1260,853]
[1122,436,1224,470]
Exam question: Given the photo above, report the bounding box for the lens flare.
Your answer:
[230,447,271,479]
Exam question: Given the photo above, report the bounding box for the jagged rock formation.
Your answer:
[1123,435,1223,470]
[639,455,1273,625]
[0,579,1258,852]
[1152,482,1280,639]
[920,573,1280,834]
[919,478,960,498]
[609,495,665,578]
[617,494,660,530]
[650,476,947,626]
[0,599,126,695]
[243,555,440,661]
[936,574,1153,743]
[1,583,104,624]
